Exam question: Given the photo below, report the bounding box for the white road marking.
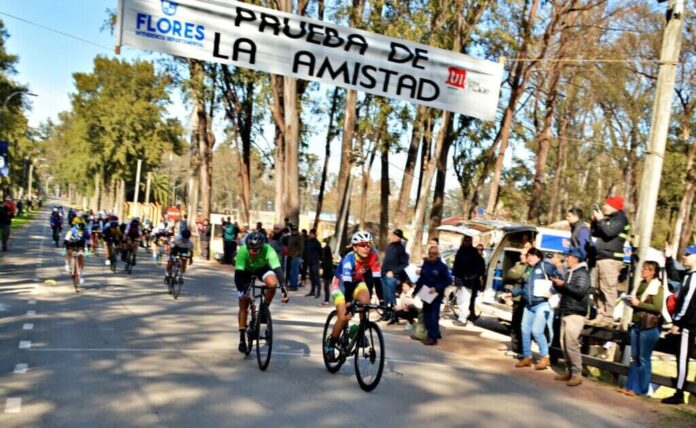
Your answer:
[0,303,10,312]
[23,323,34,330]
[14,363,28,374]
[28,300,36,305]
[4,398,22,413]
[26,310,36,316]
[19,341,32,349]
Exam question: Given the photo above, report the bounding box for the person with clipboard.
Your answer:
[413,246,453,346]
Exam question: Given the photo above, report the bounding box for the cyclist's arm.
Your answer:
[265,245,287,299]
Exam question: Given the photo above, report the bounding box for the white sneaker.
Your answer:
[404,323,414,332]
[64,263,70,273]
[105,259,111,266]
[79,277,85,285]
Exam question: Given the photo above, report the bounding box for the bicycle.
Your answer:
[167,253,188,299]
[322,302,386,392]
[123,239,138,274]
[68,248,83,293]
[241,276,285,371]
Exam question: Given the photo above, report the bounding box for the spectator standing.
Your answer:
[198,219,211,260]
[287,225,304,291]
[304,229,322,298]
[413,246,452,345]
[16,199,23,217]
[661,244,696,405]
[550,248,590,387]
[566,207,593,263]
[300,229,309,285]
[591,196,630,326]
[381,229,410,323]
[0,199,13,251]
[320,242,335,305]
[505,243,532,357]
[617,261,663,396]
[506,247,562,370]
[222,220,238,264]
[255,221,267,238]
[452,235,486,326]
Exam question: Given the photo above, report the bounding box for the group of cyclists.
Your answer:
[49,206,196,292]
[49,205,384,384]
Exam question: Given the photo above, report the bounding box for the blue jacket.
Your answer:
[415,258,453,301]
[512,260,562,307]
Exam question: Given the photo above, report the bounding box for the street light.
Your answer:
[3,90,37,109]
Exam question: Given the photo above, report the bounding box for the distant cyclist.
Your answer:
[64,222,89,285]
[325,231,381,359]
[165,229,194,283]
[234,231,288,354]
[50,208,63,247]
[123,217,143,265]
[102,220,124,266]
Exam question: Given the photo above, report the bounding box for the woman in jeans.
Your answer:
[619,260,664,397]
[504,247,562,370]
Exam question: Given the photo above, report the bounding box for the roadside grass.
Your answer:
[10,210,37,230]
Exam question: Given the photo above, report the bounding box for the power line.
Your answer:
[0,11,112,51]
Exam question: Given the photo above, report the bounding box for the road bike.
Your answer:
[68,247,83,293]
[322,302,385,392]
[241,276,285,371]
[167,253,188,299]
[123,239,138,274]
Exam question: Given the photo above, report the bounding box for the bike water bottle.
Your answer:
[348,323,359,340]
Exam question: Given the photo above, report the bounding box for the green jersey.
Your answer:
[235,243,281,271]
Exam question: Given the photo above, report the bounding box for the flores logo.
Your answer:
[161,0,178,16]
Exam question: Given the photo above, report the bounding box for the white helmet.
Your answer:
[351,231,373,245]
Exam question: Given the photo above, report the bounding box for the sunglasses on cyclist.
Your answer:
[354,242,371,248]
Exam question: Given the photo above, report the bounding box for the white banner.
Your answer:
[117,0,503,120]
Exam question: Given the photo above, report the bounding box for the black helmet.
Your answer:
[246,231,265,251]
[181,229,191,239]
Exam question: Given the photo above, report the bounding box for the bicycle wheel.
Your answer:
[173,268,183,300]
[322,310,344,373]
[72,257,79,292]
[256,303,273,371]
[354,321,385,392]
[244,303,256,357]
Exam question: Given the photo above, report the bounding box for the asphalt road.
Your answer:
[0,204,666,427]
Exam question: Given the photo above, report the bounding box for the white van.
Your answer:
[437,220,575,323]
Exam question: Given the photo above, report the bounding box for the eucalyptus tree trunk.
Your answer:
[314,87,340,231]
[394,105,426,227]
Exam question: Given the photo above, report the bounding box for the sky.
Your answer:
[1,0,463,200]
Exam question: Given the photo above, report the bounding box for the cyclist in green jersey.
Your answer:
[235,231,288,353]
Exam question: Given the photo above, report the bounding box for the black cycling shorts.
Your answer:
[235,266,276,297]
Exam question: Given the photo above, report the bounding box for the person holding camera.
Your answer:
[591,196,630,326]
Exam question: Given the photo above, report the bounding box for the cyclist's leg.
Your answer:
[181,257,188,273]
[261,268,277,305]
[77,248,85,271]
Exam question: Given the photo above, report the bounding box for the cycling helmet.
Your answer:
[77,210,84,217]
[98,211,105,218]
[52,208,57,213]
[181,229,191,240]
[132,217,140,222]
[351,231,373,245]
[246,231,266,251]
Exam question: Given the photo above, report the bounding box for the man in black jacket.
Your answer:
[662,243,696,405]
[551,247,590,387]
[381,229,409,322]
[591,196,630,325]
[452,235,486,326]
[304,229,323,298]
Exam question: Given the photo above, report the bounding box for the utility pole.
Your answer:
[133,159,142,204]
[26,160,34,199]
[627,0,684,322]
